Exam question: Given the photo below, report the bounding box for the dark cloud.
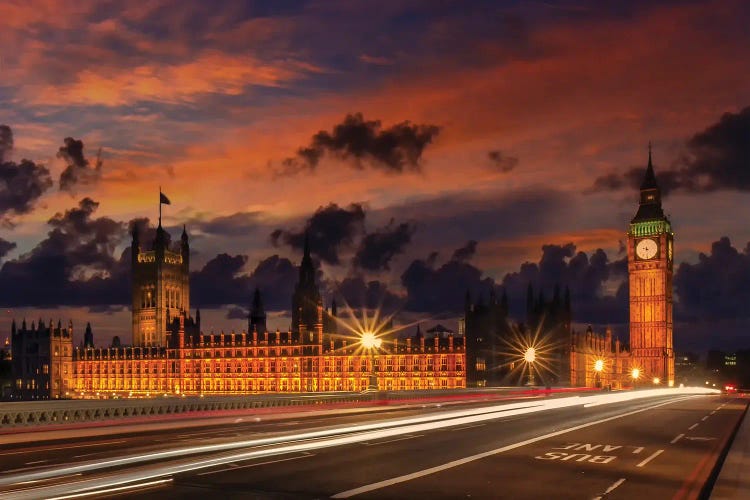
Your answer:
[0,125,54,224]
[487,150,518,172]
[280,113,440,174]
[0,198,129,306]
[0,125,13,163]
[451,240,477,262]
[226,306,249,320]
[190,254,251,307]
[245,255,298,311]
[353,219,416,272]
[58,137,103,193]
[189,212,262,236]
[591,107,750,195]
[499,243,628,325]
[272,203,365,265]
[674,237,750,321]
[0,238,16,260]
[333,274,403,312]
[401,241,494,314]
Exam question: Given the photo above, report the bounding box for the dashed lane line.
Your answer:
[688,423,699,430]
[637,449,664,468]
[671,434,684,444]
[593,478,626,499]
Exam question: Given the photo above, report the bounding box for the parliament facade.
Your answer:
[11,225,465,399]
[10,147,675,399]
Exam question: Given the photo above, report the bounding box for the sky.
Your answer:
[1,0,750,352]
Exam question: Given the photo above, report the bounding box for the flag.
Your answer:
[160,192,171,205]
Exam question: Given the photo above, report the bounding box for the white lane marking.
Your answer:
[362,435,424,446]
[710,411,716,415]
[0,440,126,457]
[197,453,314,476]
[689,423,699,430]
[701,416,709,421]
[451,423,486,431]
[24,461,47,466]
[670,434,684,444]
[636,449,664,468]
[331,397,695,498]
[631,447,643,454]
[593,477,627,499]
[46,478,172,500]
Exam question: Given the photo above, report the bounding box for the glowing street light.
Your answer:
[524,347,537,385]
[594,359,604,389]
[524,347,536,363]
[631,368,640,390]
[653,377,660,385]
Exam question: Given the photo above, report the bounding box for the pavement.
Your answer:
[711,395,750,499]
[0,391,746,499]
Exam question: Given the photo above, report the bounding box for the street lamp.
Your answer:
[653,377,660,385]
[631,368,640,390]
[594,359,604,389]
[361,331,382,391]
[524,347,536,386]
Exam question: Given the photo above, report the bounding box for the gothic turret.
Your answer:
[249,288,267,335]
[292,233,322,333]
[83,322,94,348]
[632,143,667,223]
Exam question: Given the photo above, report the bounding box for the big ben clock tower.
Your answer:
[628,145,674,386]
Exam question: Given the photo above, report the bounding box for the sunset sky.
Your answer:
[1,0,750,351]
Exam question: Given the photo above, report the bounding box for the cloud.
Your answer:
[0,238,16,260]
[591,107,750,195]
[674,237,750,321]
[0,125,54,224]
[451,240,477,262]
[487,150,518,172]
[353,219,416,272]
[333,274,403,312]
[401,241,494,314]
[272,202,365,265]
[280,113,440,175]
[0,125,13,163]
[58,137,103,193]
[192,253,298,311]
[0,198,129,306]
[499,243,628,325]
[190,254,251,307]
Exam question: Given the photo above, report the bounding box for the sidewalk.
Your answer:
[710,398,750,499]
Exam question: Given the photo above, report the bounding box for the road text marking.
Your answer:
[636,449,664,467]
[332,397,695,498]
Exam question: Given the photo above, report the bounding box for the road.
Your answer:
[0,390,745,499]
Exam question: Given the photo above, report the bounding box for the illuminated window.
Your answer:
[476,358,486,371]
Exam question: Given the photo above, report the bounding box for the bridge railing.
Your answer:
[0,387,596,429]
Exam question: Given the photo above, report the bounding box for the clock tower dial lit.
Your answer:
[627,145,674,386]
[636,238,658,260]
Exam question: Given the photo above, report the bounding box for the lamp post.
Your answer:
[631,368,640,390]
[524,347,536,386]
[652,377,660,386]
[594,359,604,389]
[361,331,382,391]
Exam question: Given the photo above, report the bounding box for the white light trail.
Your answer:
[1,387,719,500]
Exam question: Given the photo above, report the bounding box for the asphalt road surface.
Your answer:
[0,391,745,499]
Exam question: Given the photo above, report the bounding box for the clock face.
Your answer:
[636,238,658,260]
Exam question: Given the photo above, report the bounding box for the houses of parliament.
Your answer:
[11,149,674,399]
